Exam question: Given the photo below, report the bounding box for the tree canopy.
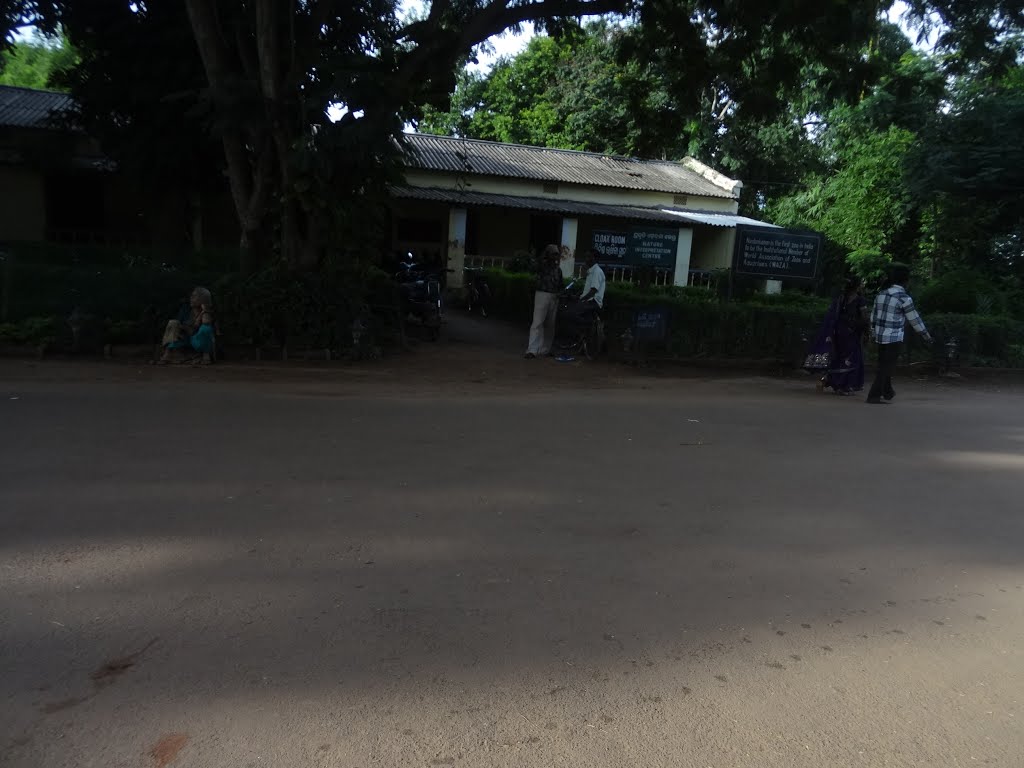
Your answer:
[0,32,75,90]
[2,0,1021,283]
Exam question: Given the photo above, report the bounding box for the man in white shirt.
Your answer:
[559,250,605,355]
[577,250,606,314]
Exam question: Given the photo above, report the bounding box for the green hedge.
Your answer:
[903,313,1024,368]
[482,269,1024,367]
[483,268,818,362]
[0,249,401,353]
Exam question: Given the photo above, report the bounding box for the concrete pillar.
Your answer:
[447,207,467,289]
[560,217,578,278]
[672,227,694,287]
[764,279,783,295]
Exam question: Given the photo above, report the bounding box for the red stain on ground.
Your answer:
[41,695,91,714]
[149,733,188,767]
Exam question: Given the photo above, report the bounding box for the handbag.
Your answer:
[803,351,831,370]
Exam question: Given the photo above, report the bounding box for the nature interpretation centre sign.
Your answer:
[592,227,678,269]
[733,225,821,280]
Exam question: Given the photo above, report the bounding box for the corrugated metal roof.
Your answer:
[0,86,73,129]
[390,186,776,229]
[402,133,737,199]
[657,209,780,229]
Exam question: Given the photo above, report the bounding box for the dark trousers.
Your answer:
[867,342,901,401]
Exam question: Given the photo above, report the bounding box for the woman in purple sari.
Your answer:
[804,277,869,396]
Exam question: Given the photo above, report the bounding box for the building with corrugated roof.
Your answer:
[2,84,782,284]
[0,85,235,250]
[394,132,779,288]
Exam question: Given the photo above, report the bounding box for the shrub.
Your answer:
[846,249,891,287]
[0,317,57,347]
[482,268,820,362]
[905,313,1024,368]
[214,262,399,350]
[917,270,1007,316]
[1,246,402,353]
[481,268,1024,367]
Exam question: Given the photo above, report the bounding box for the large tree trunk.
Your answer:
[183,0,629,271]
[185,0,278,272]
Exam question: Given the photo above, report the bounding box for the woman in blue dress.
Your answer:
[804,277,869,395]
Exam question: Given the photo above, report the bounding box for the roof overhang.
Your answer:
[390,186,778,230]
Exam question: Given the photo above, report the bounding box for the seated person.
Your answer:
[157,286,216,364]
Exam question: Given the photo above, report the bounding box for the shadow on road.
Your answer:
[1,365,1023,766]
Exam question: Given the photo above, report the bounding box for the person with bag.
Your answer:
[804,277,869,396]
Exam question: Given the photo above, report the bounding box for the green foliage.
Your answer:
[0,33,76,89]
[905,70,1024,277]
[845,249,892,288]
[482,269,537,325]
[904,314,1024,368]
[480,269,1024,367]
[0,245,401,352]
[214,263,398,350]
[916,270,1008,316]
[606,282,719,305]
[771,127,916,258]
[482,269,819,361]
[421,25,671,156]
[420,18,929,215]
[0,317,56,346]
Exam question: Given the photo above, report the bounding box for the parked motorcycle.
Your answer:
[395,259,444,341]
[463,266,491,317]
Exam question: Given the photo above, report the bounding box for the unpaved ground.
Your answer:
[1,341,1023,768]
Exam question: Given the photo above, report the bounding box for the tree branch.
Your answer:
[395,0,628,112]
[403,0,628,51]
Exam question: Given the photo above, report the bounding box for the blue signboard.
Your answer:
[592,227,678,269]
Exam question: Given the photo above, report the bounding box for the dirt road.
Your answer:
[1,353,1022,767]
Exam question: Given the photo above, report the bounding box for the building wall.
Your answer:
[402,170,739,214]
[0,166,46,242]
[691,226,736,271]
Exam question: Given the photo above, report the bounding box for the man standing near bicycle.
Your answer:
[525,244,564,359]
[573,249,606,325]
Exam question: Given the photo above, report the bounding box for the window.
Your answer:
[673,194,688,206]
[542,182,559,194]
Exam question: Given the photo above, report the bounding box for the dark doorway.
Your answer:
[528,214,561,255]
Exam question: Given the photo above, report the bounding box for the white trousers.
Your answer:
[527,290,558,355]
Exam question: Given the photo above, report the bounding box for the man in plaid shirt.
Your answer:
[867,264,933,404]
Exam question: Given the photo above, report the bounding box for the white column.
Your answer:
[447,207,467,289]
[560,217,578,278]
[672,228,694,287]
